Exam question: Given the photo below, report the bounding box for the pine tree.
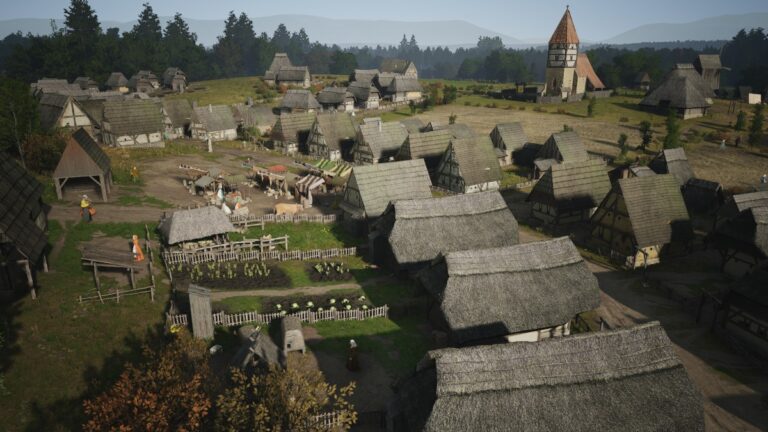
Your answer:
[618,133,629,157]
[664,109,681,149]
[639,120,653,151]
[272,23,291,51]
[63,0,101,76]
[748,103,765,146]
[587,96,597,117]
[734,110,747,131]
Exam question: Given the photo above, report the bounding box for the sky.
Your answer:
[3,0,768,41]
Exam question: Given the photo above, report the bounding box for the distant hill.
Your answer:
[603,13,768,44]
[0,15,523,48]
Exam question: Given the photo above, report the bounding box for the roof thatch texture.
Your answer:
[79,99,105,126]
[696,54,723,71]
[162,99,194,128]
[232,327,281,369]
[538,131,588,162]
[106,72,128,87]
[347,81,380,101]
[266,53,292,75]
[271,111,316,143]
[74,76,98,90]
[376,72,397,90]
[490,123,527,152]
[31,79,91,97]
[103,99,164,135]
[390,76,422,92]
[162,67,186,86]
[38,93,72,130]
[158,206,237,244]
[53,128,111,179]
[280,89,320,110]
[444,136,503,187]
[400,129,453,160]
[640,66,713,109]
[527,158,611,211]
[399,118,424,134]
[0,158,47,263]
[381,191,519,265]
[379,58,412,74]
[417,237,600,344]
[311,112,357,151]
[232,104,276,129]
[616,174,691,248]
[341,159,432,219]
[358,120,408,161]
[648,148,694,186]
[445,123,476,139]
[316,87,353,105]
[575,53,606,89]
[351,69,379,84]
[390,322,703,432]
[634,72,651,84]
[281,315,302,333]
[549,7,579,44]
[277,66,309,82]
[193,105,237,132]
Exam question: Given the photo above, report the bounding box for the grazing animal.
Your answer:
[274,203,304,215]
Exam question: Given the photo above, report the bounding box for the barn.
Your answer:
[435,136,502,193]
[102,99,165,148]
[370,191,519,272]
[590,174,692,268]
[387,322,704,432]
[340,159,432,234]
[191,104,238,141]
[53,128,112,202]
[270,111,317,155]
[417,236,600,346]
[527,158,611,225]
[306,112,358,161]
[396,129,453,179]
[353,118,408,164]
[387,76,423,102]
[640,64,713,119]
[648,148,694,186]
[379,58,418,79]
[490,123,528,166]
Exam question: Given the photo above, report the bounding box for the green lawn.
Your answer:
[164,76,276,106]
[116,194,173,208]
[232,222,363,250]
[0,221,170,431]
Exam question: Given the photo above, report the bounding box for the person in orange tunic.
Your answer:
[131,235,145,262]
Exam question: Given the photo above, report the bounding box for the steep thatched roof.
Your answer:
[649,148,694,186]
[376,72,397,90]
[310,112,357,151]
[418,237,600,344]
[194,105,237,132]
[379,191,519,266]
[277,66,309,82]
[527,158,611,211]
[640,65,713,110]
[158,206,236,244]
[162,67,186,86]
[232,104,276,129]
[443,136,503,187]
[616,174,691,248]
[549,7,579,44]
[341,159,432,218]
[280,315,302,333]
[106,72,128,88]
[538,131,588,162]
[265,53,292,78]
[31,78,92,97]
[270,111,316,143]
[490,123,528,152]
[350,69,379,84]
[162,99,194,128]
[379,58,413,74]
[390,76,422,93]
[399,118,424,134]
[280,89,320,111]
[399,129,453,161]
[74,76,98,90]
[389,322,703,432]
[695,54,723,71]
[232,327,281,369]
[358,120,409,162]
[316,87,353,105]
[38,93,72,130]
[0,158,47,263]
[103,99,164,135]
[347,81,380,101]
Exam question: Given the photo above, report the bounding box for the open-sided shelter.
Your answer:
[435,136,502,193]
[371,191,519,272]
[53,128,112,202]
[387,322,703,432]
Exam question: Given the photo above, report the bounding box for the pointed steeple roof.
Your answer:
[549,6,580,45]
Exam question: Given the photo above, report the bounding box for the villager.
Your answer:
[130,165,139,183]
[217,184,225,202]
[720,139,726,150]
[80,194,94,222]
[346,339,359,371]
[131,234,145,262]
[761,174,767,184]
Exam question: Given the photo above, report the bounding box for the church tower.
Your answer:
[545,6,580,97]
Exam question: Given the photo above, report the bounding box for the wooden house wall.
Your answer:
[436,147,465,192]
[353,140,376,165]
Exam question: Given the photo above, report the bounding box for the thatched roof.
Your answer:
[549,7,579,44]
[538,131,588,162]
[74,76,98,90]
[54,128,111,179]
[277,66,309,82]
[400,118,424,134]
[418,237,600,344]
[490,123,527,152]
[695,54,723,71]
[310,112,357,151]
[390,76,422,93]
[615,174,691,248]
[575,53,605,89]
[316,87,353,105]
[0,158,47,263]
[445,123,476,139]
[358,120,409,162]
[347,81,380,101]
[380,58,413,74]
[194,105,237,132]
[718,191,768,222]
[528,158,611,211]
[38,93,72,130]
[103,99,164,135]
[106,72,128,88]
[280,315,302,333]
[31,78,91,97]
[341,159,432,218]
[443,136,503,187]
[231,104,276,129]
[280,89,320,111]
[270,111,316,143]
[640,65,713,110]
[158,206,237,244]
[266,53,293,75]
[350,69,379,84]
[162,67,186,86]
[162,99,194,128]
[635,72,651,84]
[390,322,703,432]
[648,148,694,186]
[399,129,453,161]
[376,72,397,90]
[232,326,281,369]
[379,191,519,266]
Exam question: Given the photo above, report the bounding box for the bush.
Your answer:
[619,117,629,123]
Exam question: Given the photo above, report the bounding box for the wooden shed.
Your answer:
[306,112,357,161]
[353,118,408,164]
[371,191,519,272]
[264,53,293,85]
[418,236,600,345]
[590,174,692,268]
[648,148,694,186]
[436,136,502,193]
[527,158,611,225]
[53,128,112,202]
[270,111,317,155]
[280,316,305,355]
[490,122,528,166]
[387,322,704,432]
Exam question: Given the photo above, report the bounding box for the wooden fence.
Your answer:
[230,213,337,228]
[163,246,356,266]
[167,305,388,329]
[308,411,348,429]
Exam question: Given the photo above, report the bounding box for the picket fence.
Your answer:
[167,305,388,329]
[308,411,348,429]
[163,246,356,266]
[230,213,337,228]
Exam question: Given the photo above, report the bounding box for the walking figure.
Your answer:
[130,165,140,183]
[132,235,145,262]
[80,195,94,222]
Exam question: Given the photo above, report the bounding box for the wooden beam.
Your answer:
[54,177,63,200]
[42,254,49,273]
[99,174,108,202]
[17,259,36,300]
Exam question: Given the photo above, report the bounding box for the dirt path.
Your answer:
[209,276,391,300]
[49,203,165,224]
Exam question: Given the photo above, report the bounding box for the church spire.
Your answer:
[549,6,580,45]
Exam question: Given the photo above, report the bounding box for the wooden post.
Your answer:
[129,267,136,289]
[54,177,63,200]
[42,254,49,273]
[99,174,108,202]
[116,287,120,303]
[18,260,36,300]
[93,263,101,291]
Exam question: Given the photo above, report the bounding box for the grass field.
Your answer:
[232,222,363,250]
[165,76,277,106]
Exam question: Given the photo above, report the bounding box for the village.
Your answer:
[1,2,768,431]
